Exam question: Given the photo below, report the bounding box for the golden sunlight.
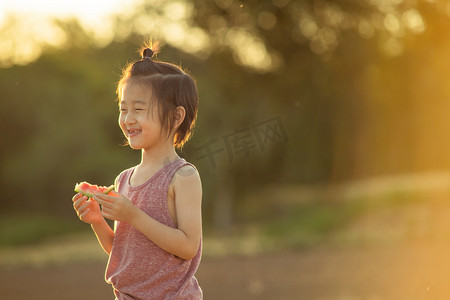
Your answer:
[0,0,135,66]
[225,28,278,72]
[0,0,214,67]
[0,0,126,25]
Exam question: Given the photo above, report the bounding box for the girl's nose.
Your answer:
[125,112,136,124]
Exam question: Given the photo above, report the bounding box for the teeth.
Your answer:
[128,130,140,136]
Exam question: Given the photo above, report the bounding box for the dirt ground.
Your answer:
[2,240,450,300]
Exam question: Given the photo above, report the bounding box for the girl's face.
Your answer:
[118,82,164,150]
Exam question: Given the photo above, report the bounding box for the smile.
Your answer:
[128,129,142,137]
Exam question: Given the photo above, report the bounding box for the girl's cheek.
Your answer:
[118,118,126,133]
[118,113,125,124]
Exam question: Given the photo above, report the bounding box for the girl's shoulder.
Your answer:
[173,159,199,177]
[114,166,135,186]
[172,162,201,190]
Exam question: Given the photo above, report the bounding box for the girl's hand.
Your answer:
[72,193,104,225]
[93,193,138,223]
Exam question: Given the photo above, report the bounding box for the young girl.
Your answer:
[72,43,203,299]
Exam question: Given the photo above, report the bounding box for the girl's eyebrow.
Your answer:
[120,99,148,105]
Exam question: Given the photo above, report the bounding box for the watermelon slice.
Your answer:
[74,181,115,198]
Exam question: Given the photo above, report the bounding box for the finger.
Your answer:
[79,208,90,220]
[73,196,88,210]
[101,205,114,215]
[93,195,114,207]
[92,195,104,205]
[72,193,83,202]
[78,200,92,214]
[74,195,87,206]
[101,209,114,221]
[94,193,116,202]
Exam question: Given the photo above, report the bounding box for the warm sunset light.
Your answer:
[0,0,135,66]
[2,1,450,299]
[0,0,126,24]
[0,0,276,71]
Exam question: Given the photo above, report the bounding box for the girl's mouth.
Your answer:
[128,129,142,137]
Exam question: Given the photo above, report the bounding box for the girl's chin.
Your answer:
[128,140,143,150]
[130,144,145,150]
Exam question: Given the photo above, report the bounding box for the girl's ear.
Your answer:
[173,106,186,128]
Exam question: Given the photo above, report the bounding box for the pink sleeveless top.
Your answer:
[105,158,202,300]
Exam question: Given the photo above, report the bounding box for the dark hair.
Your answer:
[117,42,198,149]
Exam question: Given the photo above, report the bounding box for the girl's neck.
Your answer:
[140,141,179,168]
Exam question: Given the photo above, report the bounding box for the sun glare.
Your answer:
[0,0,135,67]
[0,0,126,24]
[0,0,215,67]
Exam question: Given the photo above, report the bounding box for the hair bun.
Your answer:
[142,48,154,59]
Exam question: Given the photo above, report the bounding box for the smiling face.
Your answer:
[118,82,165,150]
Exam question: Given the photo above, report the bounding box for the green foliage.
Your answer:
[0,40,139,214]
[0,0,450,239]
[0,214,85,246]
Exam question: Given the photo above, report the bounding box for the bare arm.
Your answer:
[91,219,114,255]
[94,166,202,260]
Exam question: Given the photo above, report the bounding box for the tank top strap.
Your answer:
[164,158,196,185]
[114,167,133,191]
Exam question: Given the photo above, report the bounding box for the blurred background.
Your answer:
[2,0,450,299]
